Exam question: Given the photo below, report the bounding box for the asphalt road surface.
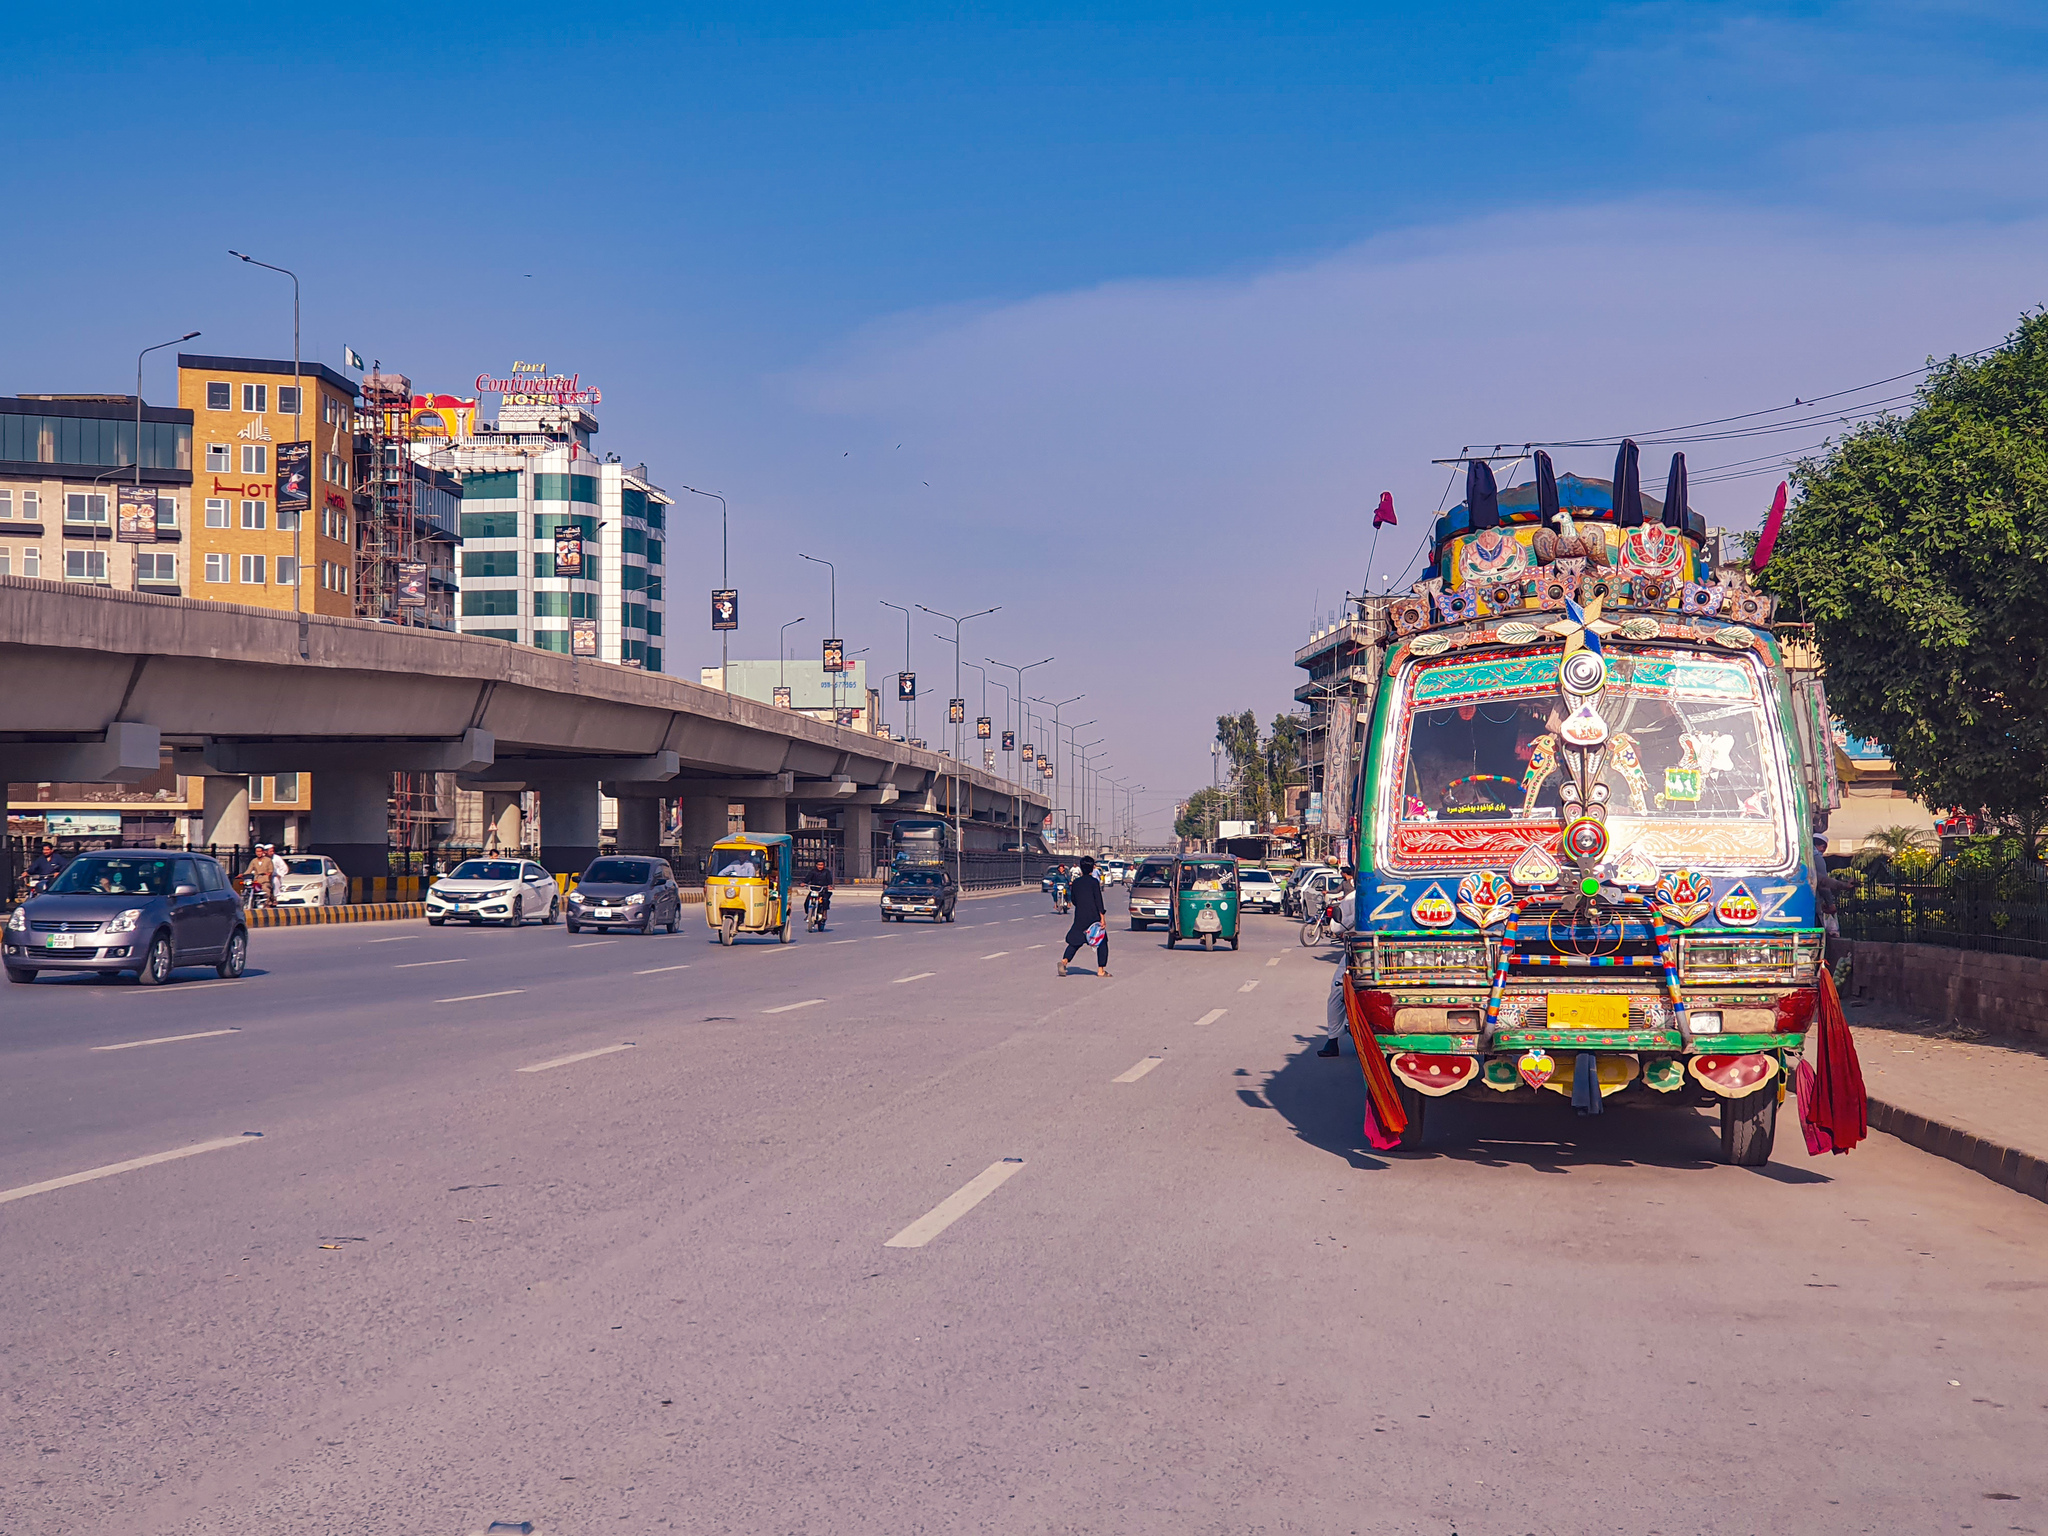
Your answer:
[5,887,2044,1534]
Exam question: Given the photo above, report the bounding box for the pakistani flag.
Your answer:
[344,346,365,371]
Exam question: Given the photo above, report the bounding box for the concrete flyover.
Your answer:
[0,577,1050,875]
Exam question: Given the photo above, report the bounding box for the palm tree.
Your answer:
[1852,824,1938,876]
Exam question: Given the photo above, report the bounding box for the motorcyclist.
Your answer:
[243,845,277,908]
[1051,863,1071,914]
[28,842,62,881]
[805,859,834,929]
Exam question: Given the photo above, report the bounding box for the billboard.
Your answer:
[712,588,737,630]
[948,698,965,724]
[897,671,916,702]
[398,561,428,607]
[1002,731,1015,752]
[822,638,845,673]
[116,484,159,543]
[976,716,991,740]
[773,685,792,708]
[570,618,599,658]
[556,528,587,581]
[276,441,312,522]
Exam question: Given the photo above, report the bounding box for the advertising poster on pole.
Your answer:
[773,685,792,708]
[570,618,599,658]
[976,716,992,740]
[897,671,915,702]
[555,528,586,581]
[277,441,312,524]
[1002,731,1015,752]
[116,485,159,543]
[398,561,428,607]
[948,698,965,724]
[711,588,737,630]
[822,638,845,673]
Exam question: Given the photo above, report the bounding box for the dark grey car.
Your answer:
[566,856,683,935]
[4,850,247,985]
[879,867,958,922]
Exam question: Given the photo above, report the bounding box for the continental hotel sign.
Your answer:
[475,362,602,409]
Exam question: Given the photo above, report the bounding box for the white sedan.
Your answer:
[426,859,561,927]
[274,855,348,907]
[1237,867,1284,911]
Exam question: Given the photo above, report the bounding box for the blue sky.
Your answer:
[8,2,2047,833]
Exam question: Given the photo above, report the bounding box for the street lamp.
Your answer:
[880,599,913,741]
[918,602,999,870]
[227,253,304,649]
[677,485,731,681]
[986,655,1051,789]
[1032,693,1083,845]
[1077,737,1105,847]
[778,616,806,697]
[796,551,839,720]
[123,331,200,590]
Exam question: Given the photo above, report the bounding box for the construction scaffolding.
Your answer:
[355,369,417,625]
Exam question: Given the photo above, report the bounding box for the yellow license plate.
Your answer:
[1547,993,1629,1029]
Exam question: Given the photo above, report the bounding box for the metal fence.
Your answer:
[1838,878,2048,959]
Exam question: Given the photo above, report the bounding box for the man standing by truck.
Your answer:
[1057,856,1111,977]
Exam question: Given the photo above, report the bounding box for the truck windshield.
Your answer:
[1384,649,1788,871]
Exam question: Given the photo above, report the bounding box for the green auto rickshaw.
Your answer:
[705,832,796,945]
[1168,853,1240,951]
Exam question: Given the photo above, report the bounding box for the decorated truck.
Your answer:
[1343,442,1863,1165]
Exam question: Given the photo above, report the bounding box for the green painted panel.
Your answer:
[461,470,520,500]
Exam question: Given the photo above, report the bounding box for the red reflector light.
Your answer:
[1364,988,1397,1034]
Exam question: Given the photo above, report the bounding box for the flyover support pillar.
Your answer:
[615,795,662,853]
[675,796,730,850]
[739,799,788,835]
[309,768,392,877]
[200,774,252,851]
[843,804,875,880]
[537,780,600,876]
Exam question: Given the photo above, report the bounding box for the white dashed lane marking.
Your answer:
[91,1029,240,1053]
[1113,1055,1165,1083]
[884,1159,1027,1249]
[0,1133,262,1206]
[518,1043,636,1073]
[762,999,826,1014]
[1193,1009,1227,1027]
[892,973,936,984]
[439,990,524,1003]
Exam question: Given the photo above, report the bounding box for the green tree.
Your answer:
[1215,709,1267,823]
[1175,787,1229,842]
[1759,313,2048,855]
[1266,713,1308,822]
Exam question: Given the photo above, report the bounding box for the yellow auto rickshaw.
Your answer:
[705,832,796,945]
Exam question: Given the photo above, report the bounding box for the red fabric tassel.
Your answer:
[1343,973,1409,1143]
[1794,1058,1833,1155]
[1801,968,1867,1154]
[1360,1091,1402,1152]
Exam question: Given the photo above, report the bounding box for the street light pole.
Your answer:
[1032,695,1083,846]
[880,600,914,741]
[917,603,999,880]
[797,551,838,720]
[1077,738,1104,847]
[678,485,730,683]
[229,253,304,652]
[130,331,199,590]
[778,616,806,695]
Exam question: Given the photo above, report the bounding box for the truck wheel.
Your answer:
[1393,1083,1429,1151]
[1720,1087,1778,1166]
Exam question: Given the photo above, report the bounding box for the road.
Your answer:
[4,887,2044,1534]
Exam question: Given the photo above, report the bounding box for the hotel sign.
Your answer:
[475,361,602,408]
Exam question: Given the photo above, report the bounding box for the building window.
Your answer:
[137,551,176,583]
[240,553,266,584]
[205,552,228,583]
[206,443,231,471]
[277,505,300,531]
[647,609,662,637]
[241,383,268,413]
[20,546,40,577]
[155,496,178,531]
[272,772,301,803]
[0,491,11,518]
[461,550,519,578]
[532,590,595,619]
[461,469,520,500]
[206,498,229,528]
[467,628,519,642]
[646,538,662,565]
[322,395,341,426]
[322,452,348,486]
[64,492,110,525]
[459,511,520,539]
[241,499,267,529]
[276,386,301,417]
[276,556,297,587]
[21,490,37,520]
[207,382,231,410]
[462,589,519,617]
[241,444,267,474]
[64,549,108,582]
[0,548,9,575]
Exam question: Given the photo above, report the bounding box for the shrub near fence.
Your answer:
[1839,878,2048,959]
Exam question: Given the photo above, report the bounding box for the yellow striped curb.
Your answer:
[247,902,425,928]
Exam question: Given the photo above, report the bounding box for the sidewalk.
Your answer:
[1843,994,2048,1205]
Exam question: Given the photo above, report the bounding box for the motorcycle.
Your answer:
[804,884,833,932]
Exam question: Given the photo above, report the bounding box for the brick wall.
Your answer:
[1839,940,2047,1041]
